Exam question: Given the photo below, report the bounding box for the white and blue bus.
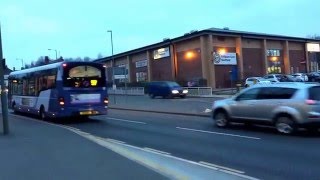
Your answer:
[8,61,108,120]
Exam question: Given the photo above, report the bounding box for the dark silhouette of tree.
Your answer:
[83,56,91,62]
[97,53,103,59]
[307,34,320,40]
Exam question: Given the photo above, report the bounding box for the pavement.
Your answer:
[0,114,167,180]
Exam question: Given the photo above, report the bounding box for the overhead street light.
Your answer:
[107,30,117,104]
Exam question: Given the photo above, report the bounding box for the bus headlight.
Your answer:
[183,90,188,94]
[171,90,179,94]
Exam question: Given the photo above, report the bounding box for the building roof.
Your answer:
[95,27,320,63]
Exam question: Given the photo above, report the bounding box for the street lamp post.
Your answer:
[48,49,58,60]
[107,30,116,104]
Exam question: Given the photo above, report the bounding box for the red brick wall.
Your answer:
[289,50,306,73]
[151,57,173,81]
[242,48,264,78]
[176,48,202,82]
[214,47,236,88]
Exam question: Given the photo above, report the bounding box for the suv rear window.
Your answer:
[309,86,320,101]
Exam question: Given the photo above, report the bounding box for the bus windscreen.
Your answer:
[63,65,106,88]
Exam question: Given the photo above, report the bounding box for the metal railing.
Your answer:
[108,87,145,95]
[184,87,213,96]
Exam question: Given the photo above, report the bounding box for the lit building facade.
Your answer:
[95,28,320,88]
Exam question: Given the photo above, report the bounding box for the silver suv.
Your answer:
[212,82,320,134]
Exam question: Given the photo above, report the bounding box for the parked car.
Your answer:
[211,82,320,134]
[280,75,302,82]
[262,74,282,82]
[307,72,320,82]
[147,81,188,99]
[244,77,271,87]
[291,73,308,82]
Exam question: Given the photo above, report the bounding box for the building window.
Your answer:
[136,72,147,82]
[291,67,294,74]
[136,60,147,68]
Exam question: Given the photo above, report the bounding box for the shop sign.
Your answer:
[213,52,237,65]
[154,47,170,59]
[136,60,147,68]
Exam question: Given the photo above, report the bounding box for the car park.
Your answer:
[147,81,188,99]
[281,75,302,82]
[262,74,282,82]
[291,73,308,82]
[307,72,320,82]
[244,77,271,87]
[211,82,320,135]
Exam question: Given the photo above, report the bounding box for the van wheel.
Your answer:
[39,107,46,120]
[213,111,229,127]
[149,94,155,99]
[275,116,296,135]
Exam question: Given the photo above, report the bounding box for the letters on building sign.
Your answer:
[267,49,280,56]
[136,60,148,68]
[213,52,237,65]
[154,47,170,59]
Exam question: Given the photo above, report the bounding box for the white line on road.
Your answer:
[199,161,245,174]
[107,138,126,144]
[176,127,261,140]
[106,117,147,125]
[143,147,171,155]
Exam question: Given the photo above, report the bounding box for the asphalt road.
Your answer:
[58,109,320,180]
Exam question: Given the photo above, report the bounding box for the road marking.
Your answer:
[199,161,245,174]
[107,138,126,144]
[106,117,147,124]
[69,129,259,180]
[144,147,171,155]
[204,108,212,113]
[176,127,261,140]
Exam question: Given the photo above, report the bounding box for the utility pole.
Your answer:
[0,24,9,135]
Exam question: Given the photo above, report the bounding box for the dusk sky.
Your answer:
[0,0,319,70]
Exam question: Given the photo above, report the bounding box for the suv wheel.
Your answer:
[213,111,229,127]
[275,116,296,134]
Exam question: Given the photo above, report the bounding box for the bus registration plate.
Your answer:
[80,111,93,115]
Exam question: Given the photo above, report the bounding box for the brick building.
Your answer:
[95,28,320,88]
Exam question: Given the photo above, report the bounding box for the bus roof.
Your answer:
[9,62,64,76]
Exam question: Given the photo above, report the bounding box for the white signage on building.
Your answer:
[154,47,170,59]
[136,60,148,68]
[114,75,126,79]
[213,52,237,65]
[307,43,320,52]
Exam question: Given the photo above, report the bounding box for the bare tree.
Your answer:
[307,34,320,40]
[83,56,91,62]
[97,53,103,59]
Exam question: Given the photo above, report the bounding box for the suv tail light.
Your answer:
[306,99,316,105]
[59,97,65,106]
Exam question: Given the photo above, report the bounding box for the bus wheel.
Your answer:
[40,107,46,120]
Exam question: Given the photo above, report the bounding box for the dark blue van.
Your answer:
[147,81,188,98]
